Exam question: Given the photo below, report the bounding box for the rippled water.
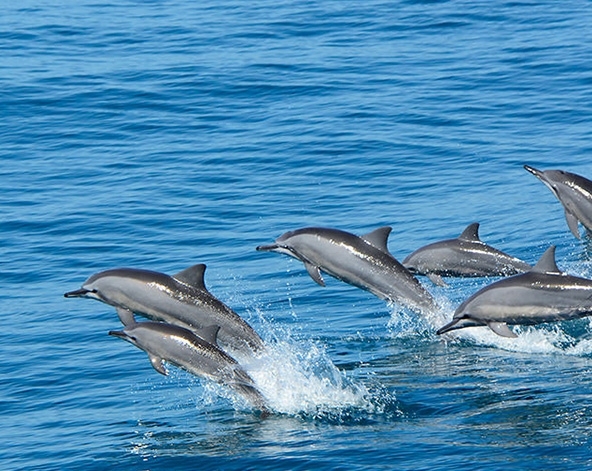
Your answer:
[2,1,592,470]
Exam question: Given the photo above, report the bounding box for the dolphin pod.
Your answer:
[64,264,264,356]
[65,164,592,414]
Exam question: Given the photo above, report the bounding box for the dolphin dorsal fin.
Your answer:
[361,226,392,253]
[174,264,207,290]
[195,325,220,345]
[532,246,561,274]
[458,223,481,242]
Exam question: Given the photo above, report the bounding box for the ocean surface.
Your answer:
[3,1,592,470]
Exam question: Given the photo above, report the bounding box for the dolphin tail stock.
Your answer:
[224,366,270,414]
[231,381,270,415]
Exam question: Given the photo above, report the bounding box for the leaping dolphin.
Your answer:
[65,264,264,355]
[437,246,592,338]
[402,223,531,286]
[109,321,269,414]
[524,164,592,239]
[257,226,438,314]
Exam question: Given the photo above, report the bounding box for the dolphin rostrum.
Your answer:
[402,223,531,286]
[109,321,269,413]
[437,246,592,338]
[525,164,592,239]
[257,226,438,313]
[65,264,264,355]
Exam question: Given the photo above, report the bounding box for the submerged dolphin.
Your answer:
[525,165,592,239]
[257,226,438,313]
[402,223,531,286]
[65,264,264,355]
[109,321,269,413]
[437,246,592,338]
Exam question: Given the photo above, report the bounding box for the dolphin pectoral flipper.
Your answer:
[304,262,325,286]
[428,273,448,287]
[487,322,517,338]
[116,307,136,326]
[564,210,581,239]
[149,353,168,375]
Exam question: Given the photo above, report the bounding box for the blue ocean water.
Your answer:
[2,0,592,469]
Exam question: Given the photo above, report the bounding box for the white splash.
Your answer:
[238,336,371,416]
[388,292,592,356]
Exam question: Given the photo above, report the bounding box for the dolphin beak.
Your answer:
[256,244,279,252]
[64,288,92,298]
[108,330,128,339]
[524,164,558,196]
[524,164,544,180]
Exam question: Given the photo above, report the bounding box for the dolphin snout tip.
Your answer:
[256,244,277,252]
[524,164,542,176]
[64,288,91,298]
[108,330,127,339]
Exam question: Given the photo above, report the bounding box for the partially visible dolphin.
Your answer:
[109,321,269,414]
[64,264,264,355]
[437,246,592,338]
[257,226,438,313]
[525,164,592,239]
[402,223,531,286]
